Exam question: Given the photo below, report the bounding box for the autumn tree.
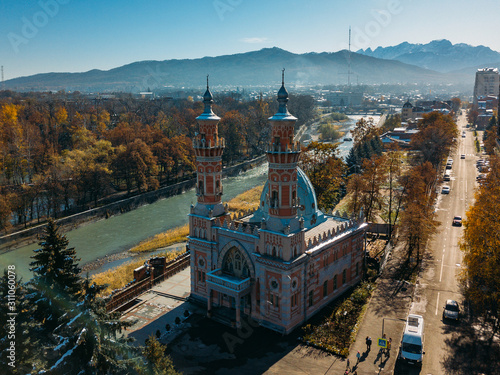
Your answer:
[351,117,379,147]
[142,335,181,375]
[398,162,439,262]
[410,111,458,168]
[467,108,479,125]
[219,110,247,164]
[460,156,500,339]
[300,142,346,210]
[383,147,403,238]
[346,155,387,222]
[113,139,158,193]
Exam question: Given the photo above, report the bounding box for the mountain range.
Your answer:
[4,40,499,92]
[357,39,500,73]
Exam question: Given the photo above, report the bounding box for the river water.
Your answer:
[1,115,379,280]
[0,163,269,280]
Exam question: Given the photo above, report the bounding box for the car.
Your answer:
[452,216,462,226]
[446,164,452,170]
[443,174,450,182]
[460,154,465,159]
[441,186,450,194]
[443,300,460,321]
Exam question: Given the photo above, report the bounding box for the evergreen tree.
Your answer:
[345,146,361,175]
[43,277,143,374]
[0,270,43,373]
[29,218,82,332]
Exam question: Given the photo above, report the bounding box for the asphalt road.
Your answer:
[399,112,479,375]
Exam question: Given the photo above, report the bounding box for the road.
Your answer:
[398,112,479,374]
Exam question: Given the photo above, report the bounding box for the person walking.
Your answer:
[387,338,392,357]
[366,336,372,351]
[356,350,361,364]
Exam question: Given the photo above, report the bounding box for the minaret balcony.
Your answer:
[193,138,226,149]
[265,141,301,154]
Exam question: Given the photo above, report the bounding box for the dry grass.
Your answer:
[91,249,184,296]
[130,224,189,253]
[226,184,263,213]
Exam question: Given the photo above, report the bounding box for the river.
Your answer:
[1,114,379,280]
[0,163,269,280]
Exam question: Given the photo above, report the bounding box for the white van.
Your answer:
[444,172,451,181]
[399,314,424,366]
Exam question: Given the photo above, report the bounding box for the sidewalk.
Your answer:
[330,241,414,375]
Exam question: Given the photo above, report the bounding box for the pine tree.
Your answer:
[43,277,143,374]
[0,269,43,373]
[29,218,82,332]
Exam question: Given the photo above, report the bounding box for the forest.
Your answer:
[0,91,314,233]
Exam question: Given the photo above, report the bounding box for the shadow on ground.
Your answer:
[166,312,345,375]
[441,319,500,374]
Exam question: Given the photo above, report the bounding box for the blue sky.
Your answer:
[1,0,500,79]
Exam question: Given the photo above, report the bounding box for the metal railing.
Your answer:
[105,252,191,312]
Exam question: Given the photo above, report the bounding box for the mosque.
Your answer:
[188,75,367,334]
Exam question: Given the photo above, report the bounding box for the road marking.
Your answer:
[435,292,440,315]
[439,253,445,282]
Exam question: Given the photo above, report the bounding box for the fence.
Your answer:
[105,251,191,313]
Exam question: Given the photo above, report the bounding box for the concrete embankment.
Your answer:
[0,155,266,252]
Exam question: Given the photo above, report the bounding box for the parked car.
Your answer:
[446,164,452,170]
[443,172,451,182]
[460,154,465,159]
[443,300,460,321]
[441,186,450,194]
[452,216,462,226]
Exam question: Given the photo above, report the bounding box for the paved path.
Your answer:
[120,267,204,345]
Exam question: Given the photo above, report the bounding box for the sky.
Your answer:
[1,0,500,80]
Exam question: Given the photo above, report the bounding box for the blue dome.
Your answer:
[249,167,326,231]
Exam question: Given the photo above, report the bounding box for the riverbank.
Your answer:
[89,184,264,293]
[0,154,266,253]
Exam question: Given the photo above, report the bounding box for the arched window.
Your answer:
[222,247,250,279]
[271,191,279,208]
[198,180,204,195]
[272,247,277,257]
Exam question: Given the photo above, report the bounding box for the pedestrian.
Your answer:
[356,350,361,364]
[387,337,392,356]
[366,336,372,351]
[346,357,350,370]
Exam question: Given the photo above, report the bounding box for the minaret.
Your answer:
[266,70,301,220]
[192,77,225,216]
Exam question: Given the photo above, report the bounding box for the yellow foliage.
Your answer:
[460,156,500,317]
